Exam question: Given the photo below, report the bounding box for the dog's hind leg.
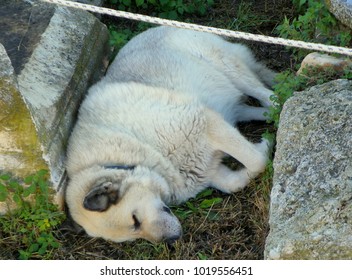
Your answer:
[222,59,275,108]
[242,86,274,108]
[210,164,252,193]
[251,63,277,88]
[205,40,275,107]
[206,109,270,192]
[236,105,269,122]
[225,62,275,108]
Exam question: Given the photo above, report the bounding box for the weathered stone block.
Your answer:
[0,0,109,191]
[265,80,352,259]
[0,45,47,179]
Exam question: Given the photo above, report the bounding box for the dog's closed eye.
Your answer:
[132,214,141,230]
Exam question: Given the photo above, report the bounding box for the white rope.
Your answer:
[40,0,352,57]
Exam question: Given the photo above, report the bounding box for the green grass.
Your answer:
[266,65,352,128]
[106,0,215,20]
[276,0,352,60]
[0,170,65,259]
[227,1,273,33]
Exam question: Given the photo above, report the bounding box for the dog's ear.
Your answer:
[83,182,119,212]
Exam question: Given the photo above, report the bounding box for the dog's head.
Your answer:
[65,165,182,243]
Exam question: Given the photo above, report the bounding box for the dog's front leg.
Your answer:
[205,109,269,192]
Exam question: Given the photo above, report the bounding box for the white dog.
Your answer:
[65,26,275,244]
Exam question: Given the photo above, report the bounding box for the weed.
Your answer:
[0,170,65,259]
[276,0,352,60]
[266,0,352,136]
[106,0,214,54]
[197,252,208,260]
[108,26,135,59]
[109,27,134,49]
[228,1,272,33]
[266,65,352,128]
[173,188,223,221]
[107,0,214,20]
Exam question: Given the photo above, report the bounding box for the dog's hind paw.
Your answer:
[211,165,251,193]
[256,138,272,155]
[249,139,271,177]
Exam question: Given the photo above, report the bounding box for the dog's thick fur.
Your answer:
[65,26,275,243]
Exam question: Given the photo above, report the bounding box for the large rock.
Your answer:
[326,0,352,29]
[0,0,109,190]
[0,45,47,180]
[265,79,352,259]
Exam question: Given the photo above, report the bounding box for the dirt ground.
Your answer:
[1,0,295,260]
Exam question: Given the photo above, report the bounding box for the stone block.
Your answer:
[265,80,352,259]
[0,44,47,181]
[0,0,109,191]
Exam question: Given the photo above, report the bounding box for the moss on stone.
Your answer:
[0,77,47,177]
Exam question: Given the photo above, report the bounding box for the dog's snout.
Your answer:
[162,206,171,214]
